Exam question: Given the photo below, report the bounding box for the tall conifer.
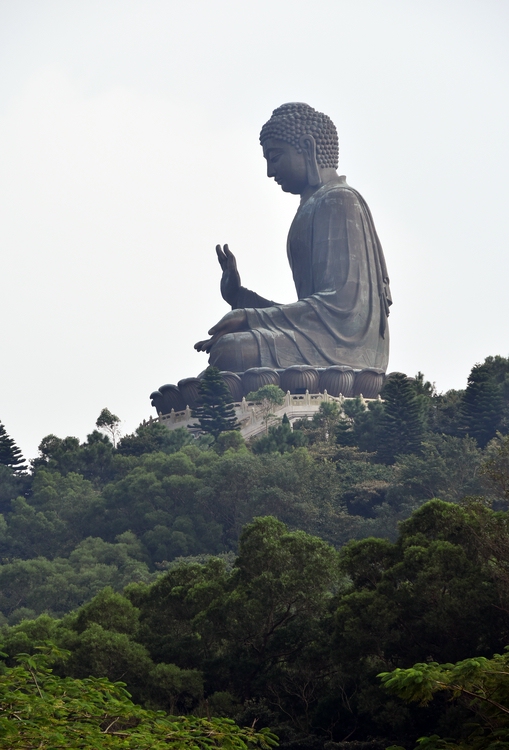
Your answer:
[461,364,503,448]
[192,367,239,438]
[378,373,425,463]
[0,421,27,473]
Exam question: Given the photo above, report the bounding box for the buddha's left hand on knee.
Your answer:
[194,309,247,353]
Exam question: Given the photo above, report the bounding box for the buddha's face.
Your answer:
[262,137,309,195]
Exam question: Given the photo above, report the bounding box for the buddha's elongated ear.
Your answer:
[299,134,321,187]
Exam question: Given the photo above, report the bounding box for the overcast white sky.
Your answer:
[1,0,508,459]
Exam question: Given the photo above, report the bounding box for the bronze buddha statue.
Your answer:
[195,103,392,374]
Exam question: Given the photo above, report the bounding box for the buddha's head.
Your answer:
[260,103,339,194]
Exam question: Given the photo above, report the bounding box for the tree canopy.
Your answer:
[0,354,509,748]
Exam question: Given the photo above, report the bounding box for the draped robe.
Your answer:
[209,176,392,373]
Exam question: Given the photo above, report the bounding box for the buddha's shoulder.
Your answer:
[322,176,358,194]
[314,178,365,207]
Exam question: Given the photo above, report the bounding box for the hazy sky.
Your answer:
[1,0,508,459]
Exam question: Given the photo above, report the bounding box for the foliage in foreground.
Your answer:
[0,355,509,747]
[4,503,509,748]
[379,648,509,750]
[0,645,278,750]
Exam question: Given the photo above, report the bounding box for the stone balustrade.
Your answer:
[157,390,377,440]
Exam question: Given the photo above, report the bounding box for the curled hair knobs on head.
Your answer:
[260,102,339,169]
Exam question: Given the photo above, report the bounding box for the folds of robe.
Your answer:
[209,176,392,372]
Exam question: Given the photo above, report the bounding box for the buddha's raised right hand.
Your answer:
[216,244,241,307]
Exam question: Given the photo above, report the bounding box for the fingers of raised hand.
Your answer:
[216,244,227,269]
[223,244,237,268]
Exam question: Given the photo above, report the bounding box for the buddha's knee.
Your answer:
[209,332,260,372]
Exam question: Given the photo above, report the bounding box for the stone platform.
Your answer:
[159,390,378,440]
[150,365,385,440]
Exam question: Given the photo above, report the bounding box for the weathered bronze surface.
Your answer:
[194,103,392,373]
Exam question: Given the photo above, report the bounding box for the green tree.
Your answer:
[472,355,509,434]
[99,449,223,562]
[118,423,194,456]
[246,385,285,434]
[217,517,340,699]
[251,414,308,454]
[193,367,239,438]
[461,363,505,448]
[456,498,509,614]
[379,649,509,750]
[292,401,342,447]
[129,556,231,669]
[331,500,509,743]
[0,535,155,622]
[0,470,104,560]
[133,517,340,734]
[480,432,509,504]
[0,464,26,514]
[0,420,26,473]
[31,434,83,474]
[427,387,464,436]
[96,408,122,447]
[68,622,155,699]
[194,449,263,546]
[378,373,426,463]
[213,430,247,455]
[30,431,127,489]
[0,645,277,750]
[310,400,342,443]
[335,396,386,453]
[385,433,483,510]
[74,586,141,635]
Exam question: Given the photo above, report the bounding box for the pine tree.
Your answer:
[192,367,239,438]
[378,373,426,463]
[0,421,27,473]
[461,364,503,448]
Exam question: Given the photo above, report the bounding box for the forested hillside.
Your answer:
[1,355,509,749]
